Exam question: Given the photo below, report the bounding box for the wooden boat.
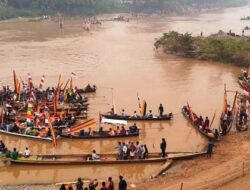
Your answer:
[235,94,249,132]
[238,79,250,93]
[241,17,250,20]
[1,152,206,165]
[219,87,237,135]
[101,113,173,121]
[0,129,53,141]
[60,130,140,139]
[77,86,96,94]
[181,106,217,140]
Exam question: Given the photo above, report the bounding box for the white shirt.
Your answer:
[24,149,30,156]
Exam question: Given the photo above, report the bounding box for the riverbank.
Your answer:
[1,131,250,190]
[135,130,250,190]
[155,31,250,67]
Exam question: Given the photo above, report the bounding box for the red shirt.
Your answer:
[100,187,108,190]
[108,181,114,190]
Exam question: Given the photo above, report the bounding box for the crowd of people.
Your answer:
[116,141,148,160]
[0,142,30,160]
[59,176,126,190]
[183,105,219,139]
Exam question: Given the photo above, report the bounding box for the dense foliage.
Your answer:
[0,0,120,19]
[126,0,249,13]
[0,0,249,19]
[155,31,250,66]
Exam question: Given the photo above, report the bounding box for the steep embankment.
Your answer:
[136,130,250,190]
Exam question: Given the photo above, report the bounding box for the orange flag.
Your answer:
[66,119,96,134]
[46,112,57,147]
[187,103,195,123]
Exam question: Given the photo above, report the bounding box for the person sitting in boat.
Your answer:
[0,140,6,152]
[121,109,126,117]
[146,110,153,118]
[129,123,138,134]
[39,129,47,137]
[99,127,104,136]
[10,148,19,160]
[131,111,138,118]
[92,149,100,160]
[24,147,30,158]
[108,128,115,136]
[85,84,92,91]
[115,126,121,134]
[120,126,126,135]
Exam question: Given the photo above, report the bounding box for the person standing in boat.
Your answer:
[158,104,164,117]
[100,181,108,190]
[160,138,167,158]
[121,109,126,117]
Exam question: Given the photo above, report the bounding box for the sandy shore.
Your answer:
[136,130,250,190]
[2,130,250,190]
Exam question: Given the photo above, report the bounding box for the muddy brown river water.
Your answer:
[0,5,249,185]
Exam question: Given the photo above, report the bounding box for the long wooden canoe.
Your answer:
[1,152,206,165]
[0,129,53,141]
[101,113,173,121]
[60,130,140,139]
[181,106,216,140]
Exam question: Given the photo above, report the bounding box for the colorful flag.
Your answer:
[66,119,96,134]
[39,75,45,91]
[46,112,57,147]
[13,70,21,95]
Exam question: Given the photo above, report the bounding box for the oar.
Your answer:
[209,111,216,128]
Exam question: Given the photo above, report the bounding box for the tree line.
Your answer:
[0,0,249,20]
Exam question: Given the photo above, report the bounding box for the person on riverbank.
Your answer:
[59,184,66,190]
[108,177,114,190]
[76,177,84,190]
[158,104,164,117]
[89,179,98,190]
[118,176,127,190]
[100,181,108,190]
[10,148,19,160]
[160,138,167,158]
[207,139,215,158]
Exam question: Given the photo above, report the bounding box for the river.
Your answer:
[0,5,249,185]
